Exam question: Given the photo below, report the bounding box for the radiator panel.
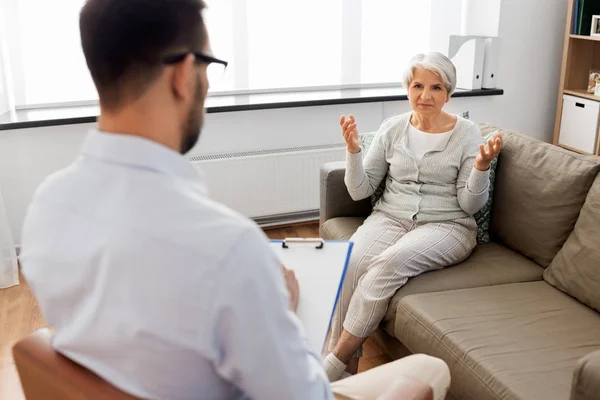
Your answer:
[188,145,346,218]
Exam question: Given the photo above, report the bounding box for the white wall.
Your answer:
[460,0,502,37]
[425,0,568,140]
[483,0,567,139]
[0,0,569,245]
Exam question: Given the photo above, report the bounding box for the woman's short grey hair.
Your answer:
[403,52,457,95]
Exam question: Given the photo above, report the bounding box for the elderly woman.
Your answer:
[323,52,503,381]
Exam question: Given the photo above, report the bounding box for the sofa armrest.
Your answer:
[320,162,371,231]
[571,350,600,400]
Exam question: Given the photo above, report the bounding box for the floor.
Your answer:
[0,272,46,400]
[0,221,391,399]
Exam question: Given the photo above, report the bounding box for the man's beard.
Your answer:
[180,79,204,155]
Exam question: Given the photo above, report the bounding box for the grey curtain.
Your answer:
[0,189,18,289]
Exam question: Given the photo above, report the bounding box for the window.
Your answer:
[1,0,437,109]
[203,1,235,93]
[245,0,343,90]
[9,0,94,106]
[360,0,431,84]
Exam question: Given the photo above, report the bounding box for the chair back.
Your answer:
[12,328,141,400]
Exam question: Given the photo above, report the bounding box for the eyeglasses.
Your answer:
[162,52,228,68]
[163,52,228,88]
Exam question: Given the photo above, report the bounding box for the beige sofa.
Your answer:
[319,126,600,400]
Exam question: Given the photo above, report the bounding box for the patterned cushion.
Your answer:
[358,112,498,244]
[474,123,501,244]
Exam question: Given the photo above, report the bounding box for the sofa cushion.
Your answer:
[321,217,366,240]
[383,242,544,332]
[544,174,600,313]
[395,282,600,400]
[491,132,600,267]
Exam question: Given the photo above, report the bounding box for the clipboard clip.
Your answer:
[282,238,324,249]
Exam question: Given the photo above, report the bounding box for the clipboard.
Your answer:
[270,238,353,355]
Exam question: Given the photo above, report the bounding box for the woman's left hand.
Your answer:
[475,132,503,171]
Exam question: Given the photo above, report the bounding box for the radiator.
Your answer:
[187,144,346,220]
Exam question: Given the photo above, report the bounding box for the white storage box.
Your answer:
[559,95,600,154]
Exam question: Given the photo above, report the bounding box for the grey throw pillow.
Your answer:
[358,112,497,244]
[543,174,600,312]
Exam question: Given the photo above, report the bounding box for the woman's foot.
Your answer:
[323,353,347,382]
[339,371,353,380]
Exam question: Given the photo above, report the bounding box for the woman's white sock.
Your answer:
[339,371,353,379]
[323,353,347,382]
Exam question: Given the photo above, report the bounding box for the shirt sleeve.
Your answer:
[209,225,332,400]
[344,119,392,201]
[456,125,490,215]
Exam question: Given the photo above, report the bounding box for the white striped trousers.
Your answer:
[328,211,477,352]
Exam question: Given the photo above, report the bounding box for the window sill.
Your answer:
[0,87,503,131]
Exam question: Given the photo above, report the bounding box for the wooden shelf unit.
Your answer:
[569,34,600,42]
[553,1,600,155]
[563,89,600,101]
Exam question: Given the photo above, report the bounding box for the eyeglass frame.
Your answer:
[162,52,228,69]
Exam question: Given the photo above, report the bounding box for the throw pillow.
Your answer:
[474,122,502,244]
[491,132,600,267]
[543,174,600,312]
[460,116,500,242]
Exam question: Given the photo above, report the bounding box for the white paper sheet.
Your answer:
[270,240,353,354]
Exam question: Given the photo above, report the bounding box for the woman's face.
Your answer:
[408,68,450,116]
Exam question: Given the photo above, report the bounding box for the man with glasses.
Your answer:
[20,0,449,399]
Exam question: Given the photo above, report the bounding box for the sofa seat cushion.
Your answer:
[321,217,366,240]
[383,242,544,329]
[395,281,600,400]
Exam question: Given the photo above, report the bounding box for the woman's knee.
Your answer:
[345,251,372,287]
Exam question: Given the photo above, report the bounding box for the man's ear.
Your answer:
[171,54,196,102]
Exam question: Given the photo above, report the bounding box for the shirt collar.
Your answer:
[81,130,202,181]
[399,113,457,154]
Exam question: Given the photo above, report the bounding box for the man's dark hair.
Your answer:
[80,0,207,110]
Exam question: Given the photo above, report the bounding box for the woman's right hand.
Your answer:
[340,114,360,154]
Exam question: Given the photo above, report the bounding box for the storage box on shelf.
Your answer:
[559,95,600,154]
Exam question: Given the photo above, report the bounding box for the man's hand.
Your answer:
[282,266,299,312]
[475,132,503,171]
